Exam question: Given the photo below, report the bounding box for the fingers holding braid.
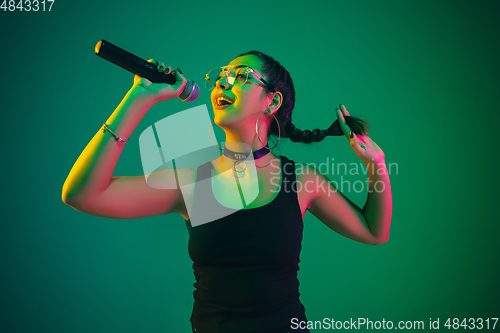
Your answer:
[337,104,385,164]
[336,104,366,152]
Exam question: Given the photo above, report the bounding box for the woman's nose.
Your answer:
[216,75,230,90]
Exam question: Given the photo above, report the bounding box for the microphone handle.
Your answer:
[95,40,178,85]
[95,40,200,102]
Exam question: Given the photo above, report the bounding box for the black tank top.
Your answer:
[185,155,310,333]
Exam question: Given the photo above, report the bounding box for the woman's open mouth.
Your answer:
[216,96,234,106]
[213,94,235,109]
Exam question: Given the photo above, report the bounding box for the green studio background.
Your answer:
[1,0,499,332]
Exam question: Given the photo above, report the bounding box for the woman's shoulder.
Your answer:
[280,156,324,184]
[276,155,305,172]
[277,156,323,217]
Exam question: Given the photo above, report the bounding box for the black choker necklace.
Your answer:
[223,146,271,177]
[223,146,270,160]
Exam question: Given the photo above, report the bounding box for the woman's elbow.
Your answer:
[372,235,389,245]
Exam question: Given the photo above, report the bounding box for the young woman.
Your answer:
[62,51,392,333]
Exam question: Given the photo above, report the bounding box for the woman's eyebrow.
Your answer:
[234,64,264,78]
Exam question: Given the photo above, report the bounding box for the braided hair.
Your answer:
[237,51,370,144]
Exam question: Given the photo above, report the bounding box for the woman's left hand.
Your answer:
[336,104,386,165]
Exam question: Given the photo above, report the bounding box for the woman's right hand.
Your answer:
[132,59,187,104]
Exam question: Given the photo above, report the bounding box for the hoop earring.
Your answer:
[255,110,281,149]
[209,119,223,151]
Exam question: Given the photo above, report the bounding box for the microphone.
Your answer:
[95,40,200,102]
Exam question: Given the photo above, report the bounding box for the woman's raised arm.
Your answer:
[304,104,392,245]
[62,61,191,219]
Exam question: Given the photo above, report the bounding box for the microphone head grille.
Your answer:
[187,82,200,102]
[180,80,200,102]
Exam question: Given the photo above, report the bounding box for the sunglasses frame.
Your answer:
[205,65,276,93]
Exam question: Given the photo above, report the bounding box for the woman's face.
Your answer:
[210,55,272,127]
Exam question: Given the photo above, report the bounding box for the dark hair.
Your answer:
[237,51,370,144]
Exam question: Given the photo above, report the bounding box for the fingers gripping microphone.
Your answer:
[95,40,200,102]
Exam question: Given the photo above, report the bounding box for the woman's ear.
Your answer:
[269,91,283,114]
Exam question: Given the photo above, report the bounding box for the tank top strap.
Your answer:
[191,161,217,213]
[187,161,240,228]
[277,155,303,222]
[195,161,213,182]
[186,162,213,229]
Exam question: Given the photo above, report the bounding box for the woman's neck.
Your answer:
[223,127,270,152]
